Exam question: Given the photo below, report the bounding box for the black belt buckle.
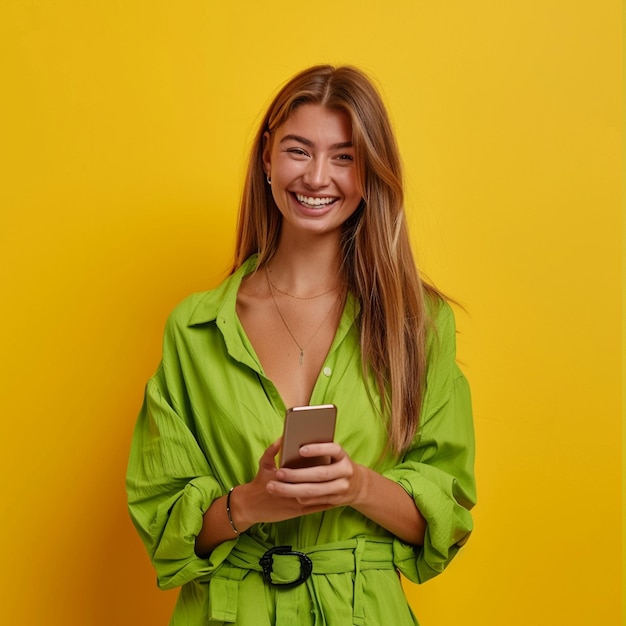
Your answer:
[259,545,313,589]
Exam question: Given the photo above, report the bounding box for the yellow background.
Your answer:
[0,2,621,624]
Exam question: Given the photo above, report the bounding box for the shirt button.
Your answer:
[323,366,332,377]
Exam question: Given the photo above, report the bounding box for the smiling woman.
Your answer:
[126,65,476,626]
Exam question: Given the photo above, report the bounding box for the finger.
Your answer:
[298,495,345,508]
[275,462,345,484]
[268,477,350,499]
[300,502,336,514]
[259,438,282,469]
[299,442,346,460]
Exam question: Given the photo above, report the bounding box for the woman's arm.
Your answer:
[348,462,427,546]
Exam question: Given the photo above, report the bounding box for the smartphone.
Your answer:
[279,404,337,469]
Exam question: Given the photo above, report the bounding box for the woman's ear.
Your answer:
[262,131,271,178]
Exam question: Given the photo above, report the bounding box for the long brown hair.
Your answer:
[234,65,442,454]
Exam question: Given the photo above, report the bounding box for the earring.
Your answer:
[266,174,272,185]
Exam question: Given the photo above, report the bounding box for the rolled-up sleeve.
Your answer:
[126,316,236,590]
[384,302,476,583]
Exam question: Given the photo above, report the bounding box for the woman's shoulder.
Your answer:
[167,290,216,325]
[167,256,259,330]
[424,289,455,332]
[423,292,460,372]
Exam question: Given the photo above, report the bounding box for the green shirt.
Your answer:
[126,256,476,625]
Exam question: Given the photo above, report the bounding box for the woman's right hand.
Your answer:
[195,439,336,556]
[230,439,335,531]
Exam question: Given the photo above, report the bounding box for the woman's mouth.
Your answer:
[294,193,338,208]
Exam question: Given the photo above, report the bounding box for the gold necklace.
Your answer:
[266,269,341,366]
[266,266,341,300]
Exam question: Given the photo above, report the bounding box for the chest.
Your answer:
[236,291,344,408]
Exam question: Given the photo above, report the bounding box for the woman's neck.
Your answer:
[268,233,343,297]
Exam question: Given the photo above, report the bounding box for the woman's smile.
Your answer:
[290,192,340,217]
[294,193,338,207]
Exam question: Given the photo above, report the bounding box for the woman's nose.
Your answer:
[303,157,330,188]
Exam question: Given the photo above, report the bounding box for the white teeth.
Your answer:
[295,193,336,207]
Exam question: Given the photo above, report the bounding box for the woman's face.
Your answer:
[263,104,362,241]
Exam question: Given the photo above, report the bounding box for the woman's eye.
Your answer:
[336,154,354,162]
[287,148,309,157]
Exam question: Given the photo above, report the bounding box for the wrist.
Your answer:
[225,487,240,535]
[228,483,254,533]
[350,463,370,508]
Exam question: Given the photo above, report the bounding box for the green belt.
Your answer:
[208,534,397,625]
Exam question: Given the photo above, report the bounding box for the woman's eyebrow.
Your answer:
[280,134,353,150]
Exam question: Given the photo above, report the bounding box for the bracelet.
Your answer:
[226,487,240,535]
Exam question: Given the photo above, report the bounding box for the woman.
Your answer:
[127,65,476,625]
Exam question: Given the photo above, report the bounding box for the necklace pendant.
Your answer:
[299,350,304,366]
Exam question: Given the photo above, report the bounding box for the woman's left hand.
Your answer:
[266,443,368,508]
